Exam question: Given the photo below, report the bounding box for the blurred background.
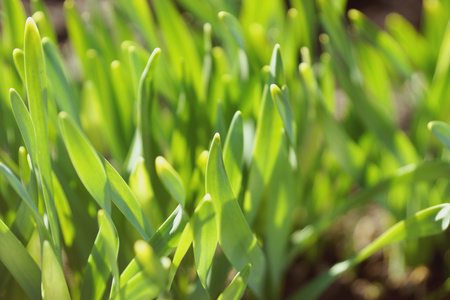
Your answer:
[18,0,423,44]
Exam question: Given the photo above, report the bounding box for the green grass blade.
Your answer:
[42,38,80,123]
[244,44,285,224]
[218,11,246,50]
[9,89,37,164]
[101,156,154,240]
[129,157,163,229]
[289,161,450,262]
[59,112,111,214]
[291,204,450,300]
[427,22,450,117]
[137,48,171,212]
[192,195,217,290]
[116,205,189,291]
[32,11,57,43]
[270,84,296,146]
[60,110,153,239]
[222,111,244,196]
[166,223,193,289]
[24,17,60,253]
[41,240,71,300]
[153,0,202,93]
[217,264,251,300]
[2,0,26,51]
[206,133,266,296]
[385,13,430,71]
[12,49,25,83]
[81,210,119,300]
[0,163,52,246]
[111,241,170,300]
[317,103,365,183]
[155,156,186,208]
[134,240,169,289]
[52,174,75,247]
[265,134,295,297]
[110,60,134,142]
[429,121,450,149]
[112,0,158,48]
[348,9,413,78]
[0,218,41,300]
[64,0,90,73]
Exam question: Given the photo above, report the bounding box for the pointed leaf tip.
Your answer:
[58,111,69,120]
[218,11,227,20]
[25,17,37,28]
[213,133,221,143]
[270,84,281,95]
[427,121,435,131]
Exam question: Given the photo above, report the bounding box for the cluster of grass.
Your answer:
[1,0,450,299]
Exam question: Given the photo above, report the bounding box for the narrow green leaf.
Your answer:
[166,223,193,289]
[155,156,186,207]
[112,0,159,48]
[30,0,57,42]
[129,157,163,229]
[153,0,202,93]
[317,103,365,183]
[41,240,71,300]
[64,0,90,73]
[218,11,246,49]
[32,11,57,43]
[116,205,189,291]
[18,146,30,186]
[0,163,52,245]
[270,84,296,146]
[81,210,119,300]
[12,49,25,83]
[289,161,450,263]
[42,38,79,123]
[110,60,133,141]
[0,219,41,300]
[244,44,285,224]
[24,17,60,253]
[192,194,217,290]
[134,240,169,289]
[10,89,37,164]
[223,111,244,196]
[206,133,266,296]
[52,174,75,247]
[429,121,450,149]
[348,9,413,77]
[217,264,251,300]
[291,204,450,300]
[101,156,154,240]
[2,0,26,51]
[59,112,111,214]
[265,134,295,297]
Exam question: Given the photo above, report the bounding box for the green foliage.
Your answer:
[0,0,450,299]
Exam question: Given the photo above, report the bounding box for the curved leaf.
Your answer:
[81,210,119,300]
[192,194,217,290]
[59,112,111,214]
[41,240,71,300]
[0,219,41,300]
[429,121,450,149]
[217,264,251,300]
[291,204,450,300]
[24,17,60,252]
[223,111,244,196]
[155,156,186,207]
[206,133,266,296]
